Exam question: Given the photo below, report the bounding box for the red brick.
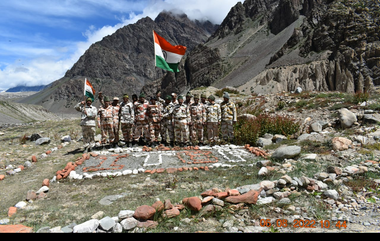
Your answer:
[225,189,262,205]
[8,207,17,217]
[166,168,177,174]
[42,179,49,187]
[31,155,37,162]
[134,205,156,221]
[0,175,5,181]
[182,197,202,211]
[0,224,33,233]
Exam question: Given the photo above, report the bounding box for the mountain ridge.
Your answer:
[19,11,219,114]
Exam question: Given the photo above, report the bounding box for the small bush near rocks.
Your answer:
[234,114,301,146]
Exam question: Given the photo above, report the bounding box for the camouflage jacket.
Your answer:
[220,101,237,122]
[75,102,97,127]
[162,102,174,123]
[172,103,190,122]
[119,102,135,124]
[189,102,206,123]
[97,105,114,125]
[147,102,163,123]
[205,102,221,123]
[134,100,149,122]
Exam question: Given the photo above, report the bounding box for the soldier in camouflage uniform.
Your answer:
[75,97,98,152]
[119,94,135,147]
[184,92,193,107]
[111,97,120,147]
[189,94,206,146]
[205,95,221,145]
[172,95,190,147]
[97,96,115,147]
[147,96,162,147]
[156,90,165,104]
[220,92,237,143]
[133,93,150,146]
[171,93,179,105]
[201,93,209,105]
[161,95,175,147]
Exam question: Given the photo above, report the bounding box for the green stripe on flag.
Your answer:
[85,91,95,102]
[155,56,179,73]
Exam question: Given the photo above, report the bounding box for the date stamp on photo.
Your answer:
[259,219,347,229]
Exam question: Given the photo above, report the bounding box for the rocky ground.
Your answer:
[0,88,380,233]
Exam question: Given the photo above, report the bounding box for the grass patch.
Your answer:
[234,114,301,146]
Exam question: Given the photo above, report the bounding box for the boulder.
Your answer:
[271,145,301,160]
[363,113,380,124]
[332,137,352,151]
[120,217,138,231]
[73,219,99,233]
[323,190,339,200]
[35,137,51,145]
[338,108,357,128]
[99,216,116,231]
[118,210,135,220]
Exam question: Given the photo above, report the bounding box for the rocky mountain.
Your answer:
[19,11,218,114]
[142,0,380,96]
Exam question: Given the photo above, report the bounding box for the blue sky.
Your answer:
[0,0,242,91]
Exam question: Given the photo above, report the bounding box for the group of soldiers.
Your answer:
[75,90,237,151]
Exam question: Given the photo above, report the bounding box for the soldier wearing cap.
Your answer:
[171,93,179,105]
[75,97,98,152]
[119,94,135,147]
[205,95,221,145]
[147,96,162,147]
[171,95,190,146]
[161,95,175,147]
[201,93,209,105]
[133,93,150,146]
[184,92,193,107]
[111,97,121,146]
[97,96,115,147]
[156,90,165,104]
[220,92,237,143]
[189,94,206,146]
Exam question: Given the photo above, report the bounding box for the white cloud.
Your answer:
[0,0,242,91]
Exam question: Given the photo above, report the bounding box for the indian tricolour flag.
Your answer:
[153,30,187,72]
[84,78,96,102]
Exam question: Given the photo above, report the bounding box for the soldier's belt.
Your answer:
[175,117,187,120]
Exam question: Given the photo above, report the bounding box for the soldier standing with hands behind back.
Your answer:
[220,92,237,144]
[205,95,221,146]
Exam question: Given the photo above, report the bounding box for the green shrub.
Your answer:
[234,114,301,146]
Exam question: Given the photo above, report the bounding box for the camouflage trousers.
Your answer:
[174,119,189,143]
[101,123,115,144]
[161,118,174,143]
[190,122,204,143]
[221,120,234,141]
[133,120,150,142]
[121,123,134,142]
[150,122,161,142]
[113,121,120,143]
[206,122,219,143]
[81,126,96,145]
